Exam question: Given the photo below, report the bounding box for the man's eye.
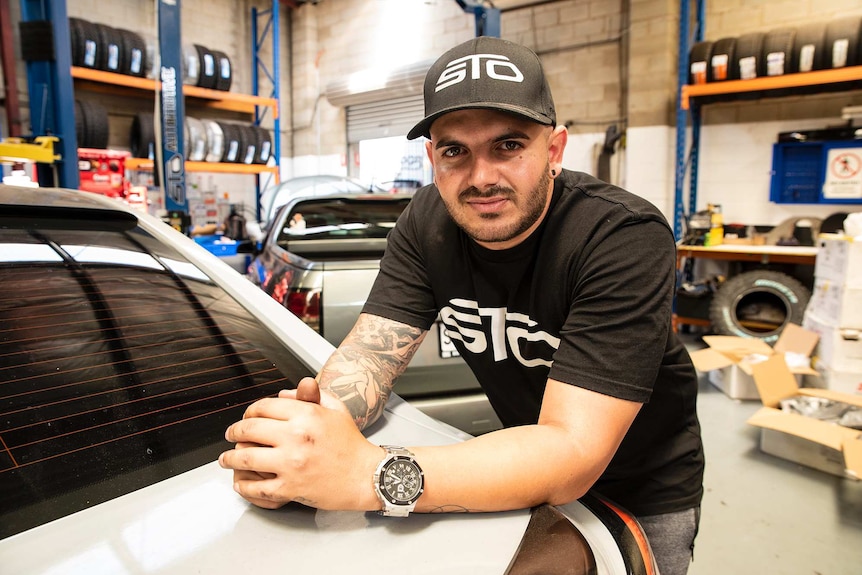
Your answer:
[501,141,523,151]
[441,147,462,158]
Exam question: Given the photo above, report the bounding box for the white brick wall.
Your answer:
[5,0,862,226]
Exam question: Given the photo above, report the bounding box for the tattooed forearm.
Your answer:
[317,314,426,429]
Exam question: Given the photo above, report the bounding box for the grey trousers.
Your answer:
[638,507,701,575]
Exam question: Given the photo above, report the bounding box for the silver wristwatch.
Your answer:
[373,446,424,517]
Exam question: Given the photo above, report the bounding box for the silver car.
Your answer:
[0,186,656,574]
[259,174,385,224]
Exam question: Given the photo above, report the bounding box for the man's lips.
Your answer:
[465,196,509,213]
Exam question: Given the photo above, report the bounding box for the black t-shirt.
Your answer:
[363,169,704,516]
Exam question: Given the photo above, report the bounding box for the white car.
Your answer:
[0,186,656,574]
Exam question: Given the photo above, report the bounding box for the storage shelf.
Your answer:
[125,158,279,175]
[681,65,862,109]
[71,67,279,115]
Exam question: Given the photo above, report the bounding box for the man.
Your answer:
[219,36,704,575]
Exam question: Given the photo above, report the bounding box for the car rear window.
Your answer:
[0,224,311,539]
[277,197,411,242]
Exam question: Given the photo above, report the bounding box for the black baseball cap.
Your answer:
[407,36,556,140]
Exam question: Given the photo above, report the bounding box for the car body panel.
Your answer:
[0,397,534,575]
[0,187,641,575]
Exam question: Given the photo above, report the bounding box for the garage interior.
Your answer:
[1,0,861,573]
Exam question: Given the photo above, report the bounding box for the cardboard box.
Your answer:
[805,359,862,396]
[803,312,862,371]
[689,323,819,400]
[747,354,862,480]
[806,278,862,328]
[814,234,862,286]
[706,365,760,400]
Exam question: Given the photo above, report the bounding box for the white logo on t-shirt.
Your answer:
[440,298,559,368]
[435,54,525,92]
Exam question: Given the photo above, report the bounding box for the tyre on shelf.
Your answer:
[75,99,109,149]
[708,270,811,344]
[130,112,156,159]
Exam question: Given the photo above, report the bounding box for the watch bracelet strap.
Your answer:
[375,445,421,517]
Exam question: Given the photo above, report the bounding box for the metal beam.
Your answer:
[19,0,77,187]
[455,0,501,37]
[157,0,187,216]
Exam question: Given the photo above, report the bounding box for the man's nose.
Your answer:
[467,154,500,191]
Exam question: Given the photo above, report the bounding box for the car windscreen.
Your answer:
[276,197,411,243]
[0,222,312,540]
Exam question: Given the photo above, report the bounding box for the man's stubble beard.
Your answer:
[443,167,552,245]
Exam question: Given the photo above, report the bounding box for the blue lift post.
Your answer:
[157,0,187,223]
[251,0,281,223]
[455,0,501,37]
[19,0,78,188]
[673,0,705,240]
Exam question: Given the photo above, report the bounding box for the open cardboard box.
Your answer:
[688,323,819,400]
[747,353,862,480]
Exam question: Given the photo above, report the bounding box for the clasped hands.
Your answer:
[218,377,383,511]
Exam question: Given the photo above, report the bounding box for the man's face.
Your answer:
[426,109,566,250]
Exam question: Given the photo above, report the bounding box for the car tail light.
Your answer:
[286,288,321,332]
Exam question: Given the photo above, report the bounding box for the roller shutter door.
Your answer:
[346,94,425,143]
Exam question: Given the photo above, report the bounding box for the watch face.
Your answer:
[380,457,423,505]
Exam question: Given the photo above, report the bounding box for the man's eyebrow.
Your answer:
[433,130,532,150]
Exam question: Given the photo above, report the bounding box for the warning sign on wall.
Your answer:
[822,148,862,199]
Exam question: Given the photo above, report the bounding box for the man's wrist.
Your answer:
[373,445,425,517]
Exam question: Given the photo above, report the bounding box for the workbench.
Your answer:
[674,243,818,330]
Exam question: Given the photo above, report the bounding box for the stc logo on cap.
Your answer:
[435,54,525,92]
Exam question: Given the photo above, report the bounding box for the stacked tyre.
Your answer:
[69,17,148,77]
[181,44,233,91]
[75,100,110,149]
[688,15,862,85]
[130,114,272,165]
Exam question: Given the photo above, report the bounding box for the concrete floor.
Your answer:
[684,335,862,575]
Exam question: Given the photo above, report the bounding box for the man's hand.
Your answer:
[218,377,383,511]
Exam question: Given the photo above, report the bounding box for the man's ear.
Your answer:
[548,125,567,175]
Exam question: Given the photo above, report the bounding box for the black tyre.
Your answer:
[195,44,218,89]
[763,27,796,76]
[76,99,109,149]
[68,17,85,66]
[709,37,738,82]
[117,28,147,77]
[688,41,713,85]
[211,49,232,91]
[709,270,810,343]
[253,125,273,164]
[77,19,101,68]
[217,121,242,163]
[130,112,156,159]
[73,100,84,147]
[734,32,766,80]
[95,23,123,73]
[825,16,862,68]
[793,21,827,72]
[238,124,258,164]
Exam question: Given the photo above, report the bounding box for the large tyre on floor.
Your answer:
[709,270,810,343]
